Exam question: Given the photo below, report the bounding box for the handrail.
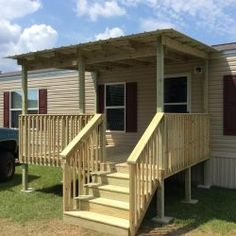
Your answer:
[127,112,164,164]
[60,114,103,159]
[128,112,210,235]
[61,113,105,212]
[128,112,165,236]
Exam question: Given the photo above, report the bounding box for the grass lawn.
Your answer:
[0,165,236,235]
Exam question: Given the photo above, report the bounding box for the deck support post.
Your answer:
[182,167,198,204]
[199,60,212,189]
[21,65,33,193]
[152,179,173,224]
[78,55,85,114]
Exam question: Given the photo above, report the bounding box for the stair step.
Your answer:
[85,184,129,202]
[74,195,93,200]
[80,197,129,219]
[96,172,130,187]
[115,163,129,173]
[98,185,129,194]
[64,211,129,235]
[88,197,129,210]
[83,182,100,187]
[90,171,111,176]
[107,172,129,179]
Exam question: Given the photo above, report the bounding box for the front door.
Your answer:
[164,75,189,113]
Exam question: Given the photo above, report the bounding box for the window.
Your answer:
[105,83,125,131]
[224,75,236,135]
[164,76,188,113]
[10,90,38,128]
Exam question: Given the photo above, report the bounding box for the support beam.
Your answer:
[152,180,173,224]
[156,37,164,112]
[162,36,208,59]
[78,56,85,114]
[21,65,33,193]
[182,168,198,204]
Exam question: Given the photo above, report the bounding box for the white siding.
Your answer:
[209,53,236,188]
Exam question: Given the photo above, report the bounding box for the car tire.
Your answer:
[0,151,15,182]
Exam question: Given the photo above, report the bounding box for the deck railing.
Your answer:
[60,114,105,212]
[19,114,93,167]
[127,113,210,235]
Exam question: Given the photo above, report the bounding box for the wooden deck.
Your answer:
[19,112,210,236]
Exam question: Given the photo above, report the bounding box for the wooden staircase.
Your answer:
[64,163,131,236]
[61,113,210,236]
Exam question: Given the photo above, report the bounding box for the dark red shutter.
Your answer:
[97,85,104,113]
[39,89,47,114]
[126,82,137,132]
[3,92,10,128]
[224,75,236,135]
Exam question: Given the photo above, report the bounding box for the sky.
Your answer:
[1,0,236,72]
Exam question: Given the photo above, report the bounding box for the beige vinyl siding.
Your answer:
[209,52,236,188]
[0,71,95,127]
[98,60,205,154]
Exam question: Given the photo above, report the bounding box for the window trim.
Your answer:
[105,82,126,133]
[164,73,191,113]
[9,89,39,128]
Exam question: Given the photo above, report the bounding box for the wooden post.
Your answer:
[182,167,198,204]
[157,180,165,219]
[152,179,173,224]
[78,56,85,114]
[102,114,106,162]
[156,36,164,113]
[152,37,173,224]
[21,65,32,192]
[199,60,212,189]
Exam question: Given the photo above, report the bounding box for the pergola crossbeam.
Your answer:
[162,36,209,59]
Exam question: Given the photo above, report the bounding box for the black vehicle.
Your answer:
[0,128,18,181]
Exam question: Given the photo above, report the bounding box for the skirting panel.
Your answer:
[211,156,236,189]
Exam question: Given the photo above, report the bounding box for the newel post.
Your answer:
[129,163,135,236]
[62,159,69,212]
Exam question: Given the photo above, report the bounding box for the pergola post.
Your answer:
[78,56,85,114]
[152,37,173,224]
[199,60,212,189]
[156,36,164,113]
[182,167,198,204]
[21,65,31,192]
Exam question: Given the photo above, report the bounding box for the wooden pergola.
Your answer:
[9,29,216,114]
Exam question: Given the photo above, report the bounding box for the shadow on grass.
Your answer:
[36,183,62,196]
[0,173,40,191]
[138,180,236,236]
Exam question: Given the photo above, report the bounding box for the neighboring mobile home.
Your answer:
[1,29,235,235]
